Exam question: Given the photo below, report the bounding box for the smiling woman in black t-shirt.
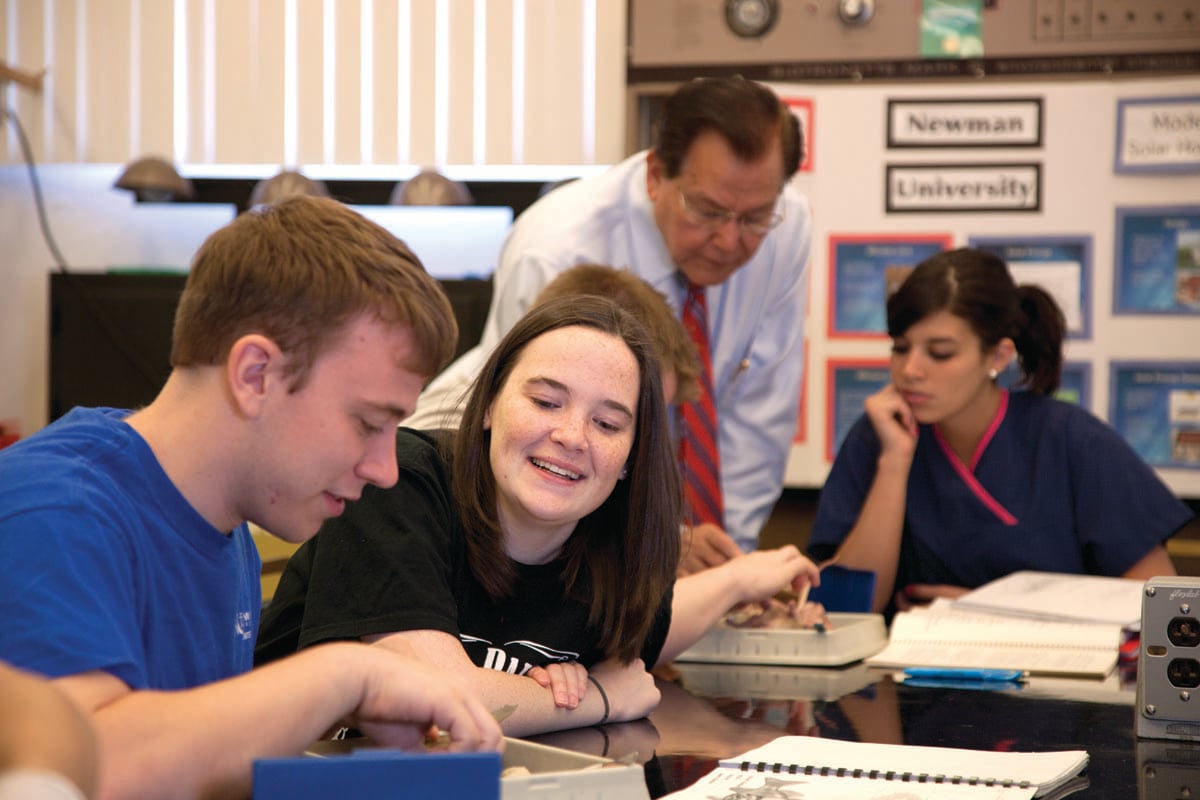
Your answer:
[256,295,820,737]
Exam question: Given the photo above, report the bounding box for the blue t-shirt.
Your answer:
[0,407,261,690]
[809,392,1193,606]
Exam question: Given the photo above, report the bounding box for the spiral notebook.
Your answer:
[661,736,1088,800]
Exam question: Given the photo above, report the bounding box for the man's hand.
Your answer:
[678,523,742,576]
[351,648,504,752]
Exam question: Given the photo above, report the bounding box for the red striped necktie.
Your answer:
[679,283,725,528]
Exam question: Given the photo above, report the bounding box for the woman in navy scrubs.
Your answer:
[808,248,1191,617]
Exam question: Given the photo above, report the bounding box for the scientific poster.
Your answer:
[1114,206,1200,315]
[1056,363,1091,409]
[829,235,953,337]
[830,360,1094,463]
[793,340,810,444]
[1110,362,1200,469]
[782,97,815,173]
[1114,95,1200,174]
[826,361,890,461]
[969,236,1092,339]
[919,0,984,59]
[998,361,1091,409]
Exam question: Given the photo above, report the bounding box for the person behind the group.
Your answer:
[0,196,503,800]
[0,661,97,800]
[807,248,1192,616]
[256,295,821,737]
[406,76,812,572]
[406,262,702,430]
[533,264,701,407]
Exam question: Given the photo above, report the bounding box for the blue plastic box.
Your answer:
[254,748,501,799]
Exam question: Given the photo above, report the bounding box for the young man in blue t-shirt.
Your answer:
[0,196,502,799]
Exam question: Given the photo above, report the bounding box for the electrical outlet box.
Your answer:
[1137,738,1200,799]
[1137,576,1200,740]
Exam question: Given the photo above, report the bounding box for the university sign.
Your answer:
[886,163,1042,213]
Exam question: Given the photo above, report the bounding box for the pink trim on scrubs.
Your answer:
[933,390,1018,526]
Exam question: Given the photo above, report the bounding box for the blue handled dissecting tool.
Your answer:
[902,667,1028,683]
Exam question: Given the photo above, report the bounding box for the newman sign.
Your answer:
[887,98,1043,148]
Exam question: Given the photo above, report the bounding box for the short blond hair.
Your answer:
[533,264,700,404]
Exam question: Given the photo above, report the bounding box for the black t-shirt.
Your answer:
[255,428,673,674]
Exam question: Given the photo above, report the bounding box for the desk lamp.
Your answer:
[114,156,195,203]
[249,169,330,208]
[390,168,474,206]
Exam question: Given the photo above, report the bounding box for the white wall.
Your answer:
[780,75,1200,495]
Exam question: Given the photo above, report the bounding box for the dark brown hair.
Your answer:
[172,195,458,388]
[452,295,681,663]
[888,248,1065,395]
[655,77,802,180]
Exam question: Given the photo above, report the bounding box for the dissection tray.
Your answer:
[674,612,887,667]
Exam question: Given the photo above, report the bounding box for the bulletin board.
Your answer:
[776,76,1200,498]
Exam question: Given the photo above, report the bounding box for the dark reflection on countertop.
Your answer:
[554,662,1150,799]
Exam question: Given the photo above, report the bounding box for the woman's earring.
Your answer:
[619,467,628,480]
[988,368,998,380]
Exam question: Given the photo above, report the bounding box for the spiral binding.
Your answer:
[736,761,1033,789]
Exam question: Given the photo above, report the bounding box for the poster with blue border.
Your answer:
[1114,95,1200,175]
[998,361,1091,410]
[827,361,890,461]
[1110,361,1200,470]
[829,234,952,337]
[1114,206,1200,315]
[1056,362,1091,409]
[969,236,1092,339]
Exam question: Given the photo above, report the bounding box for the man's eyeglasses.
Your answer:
[676,189,784,236]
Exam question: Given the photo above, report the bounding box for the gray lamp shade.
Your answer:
[249,170,330,208]
[114,156,195,202]
[390,169,474,205]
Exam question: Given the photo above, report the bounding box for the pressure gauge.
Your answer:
[725,0,779,38]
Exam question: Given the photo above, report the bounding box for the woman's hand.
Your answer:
[864,383,918,459]
[588,659,661,723]
[525,661,589,709]
[893,583,968,612]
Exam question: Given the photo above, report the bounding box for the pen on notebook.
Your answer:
[902,668,1028,683]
